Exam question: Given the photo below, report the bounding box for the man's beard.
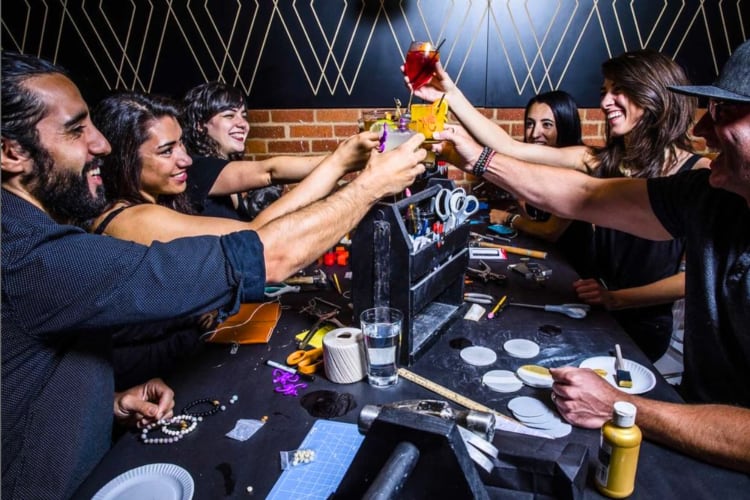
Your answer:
[23,147,108,225]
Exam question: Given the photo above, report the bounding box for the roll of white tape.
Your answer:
[323,327,366,384]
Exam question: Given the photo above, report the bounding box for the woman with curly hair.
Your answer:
[181,82,330,220]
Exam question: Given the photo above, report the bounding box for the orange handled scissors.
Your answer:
[286,347,324,375]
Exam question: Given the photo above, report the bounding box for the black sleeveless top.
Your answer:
[92,205,132,235]
[592,154,702,360]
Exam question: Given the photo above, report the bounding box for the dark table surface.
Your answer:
[74,233,750,499]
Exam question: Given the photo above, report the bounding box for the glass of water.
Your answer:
[360,307,402,387]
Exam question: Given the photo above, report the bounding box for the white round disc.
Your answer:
[482,370,523,393]
[516,364,553,388]
[507,396,548,418]
[504,339,540,359]
[460,346,497,366]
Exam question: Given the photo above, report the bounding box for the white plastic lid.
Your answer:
[613,401,637,427]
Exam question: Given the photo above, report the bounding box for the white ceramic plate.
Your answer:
[579,356,656,395]
[92,463,194,500]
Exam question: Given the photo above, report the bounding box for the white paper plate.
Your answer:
[92,463,194,500]
[579,356,656,395]
[503,339,540,359]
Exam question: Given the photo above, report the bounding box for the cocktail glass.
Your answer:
[404,41,440,90]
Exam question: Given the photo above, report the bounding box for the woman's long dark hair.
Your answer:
[524,90,583,147]
[92,92,193,213]
[591,49,696,179]
[182,81,246,160]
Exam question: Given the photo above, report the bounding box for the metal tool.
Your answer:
[466,260,506,285]
[434,187,479,231]
[463,292,494,305]
[284,269,328,287]
[298,299,343,349]
[286,347,324,374]
[264,284,301,297]
[359,399,496,444]
[509,302,591,319]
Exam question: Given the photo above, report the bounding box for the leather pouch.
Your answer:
[205,302,281,344]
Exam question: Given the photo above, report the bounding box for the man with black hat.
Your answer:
[433,40,750,473]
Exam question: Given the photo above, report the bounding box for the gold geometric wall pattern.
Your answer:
[1,1,746,108]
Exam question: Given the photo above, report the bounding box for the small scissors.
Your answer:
[435,187,479,231]
[286,347,324,374]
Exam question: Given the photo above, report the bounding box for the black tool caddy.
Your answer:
[351,180,470,365]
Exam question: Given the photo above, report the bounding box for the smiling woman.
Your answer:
[408,49,712,361]
[88,92,381,245]
[181,82,338,221]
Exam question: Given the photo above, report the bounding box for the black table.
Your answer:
[75,235,750,499]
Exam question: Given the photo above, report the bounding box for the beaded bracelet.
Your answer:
[161,414,200,437]
[140,415,199,444]
[472,146,496,177]
[181,398,224,417]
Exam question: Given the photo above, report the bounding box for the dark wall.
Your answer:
[2,1,746,108]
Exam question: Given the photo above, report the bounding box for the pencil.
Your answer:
[487,295,507,319]
[332,273,343,295]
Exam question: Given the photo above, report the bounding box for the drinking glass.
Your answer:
[360,307,402,387]
[404,41,440,90]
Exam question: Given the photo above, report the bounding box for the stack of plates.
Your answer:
[507,396,571,438]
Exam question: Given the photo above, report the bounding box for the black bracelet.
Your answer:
[181,398,224,417]
[472,146,495,177]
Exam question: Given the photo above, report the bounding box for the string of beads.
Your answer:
[140,414,199,444]
[181,398,225,417]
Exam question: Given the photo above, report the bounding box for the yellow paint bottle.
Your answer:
[595,401,642,498]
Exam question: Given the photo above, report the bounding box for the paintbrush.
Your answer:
[614,344,633,388]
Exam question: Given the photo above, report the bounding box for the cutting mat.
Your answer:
[267,420,364,499]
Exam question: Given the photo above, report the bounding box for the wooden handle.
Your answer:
[477,241,547,259]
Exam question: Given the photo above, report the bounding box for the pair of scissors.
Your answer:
[286,347,324,374]
[434,187,480,231]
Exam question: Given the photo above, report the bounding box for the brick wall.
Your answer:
[244,107,709,186]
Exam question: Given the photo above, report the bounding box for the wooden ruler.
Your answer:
[397,368,518,423]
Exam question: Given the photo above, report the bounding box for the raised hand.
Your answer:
[358,133,427,198]
[402,61,456,103]
[332,131,381,173]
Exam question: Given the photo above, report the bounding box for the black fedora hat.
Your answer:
[669,39,750,103]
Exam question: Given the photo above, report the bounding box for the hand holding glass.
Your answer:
[404,41,440,90]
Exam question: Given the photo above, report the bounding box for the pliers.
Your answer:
[466,260,507,285]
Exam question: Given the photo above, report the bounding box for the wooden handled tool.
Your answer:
[475,241,547,259]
